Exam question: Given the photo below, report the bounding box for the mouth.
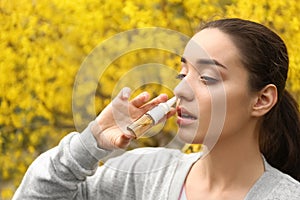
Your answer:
[177,107,198,125]
[177,107,197,119]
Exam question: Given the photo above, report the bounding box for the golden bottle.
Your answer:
[127,97,177,138]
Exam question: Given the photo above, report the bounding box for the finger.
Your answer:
[166,107,177,119]
[139,94,168,111]
[116,134,133,149]
[157,107,177,123]
[112,87,133,115]
[123,131,136,139]
[118,87,132,100]
[130,92,150,107]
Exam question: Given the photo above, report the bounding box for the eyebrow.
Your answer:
[181,57,227,70]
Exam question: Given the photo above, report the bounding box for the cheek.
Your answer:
[198,94,213,134]
[183,88,217,144]
[196,86,227,144]
[221,87,252,136]
[193,85,250,145]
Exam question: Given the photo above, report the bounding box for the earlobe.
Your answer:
[252,84,278,117]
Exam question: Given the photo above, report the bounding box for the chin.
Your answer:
[177,128,204,144]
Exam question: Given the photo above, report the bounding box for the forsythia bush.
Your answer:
[0,0,299,198]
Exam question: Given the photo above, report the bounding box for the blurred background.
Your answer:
[0,0,299,199]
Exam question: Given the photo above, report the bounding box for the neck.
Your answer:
[188,127,265,193]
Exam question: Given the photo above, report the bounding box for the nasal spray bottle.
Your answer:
[127,97,177,138]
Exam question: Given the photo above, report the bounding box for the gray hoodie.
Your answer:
[13,122,300,200]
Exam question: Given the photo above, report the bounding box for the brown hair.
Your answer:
[201,18,300,181]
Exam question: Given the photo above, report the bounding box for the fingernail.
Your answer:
[122,87,131,99]
[124,132,136,139]
[141,92,149,99]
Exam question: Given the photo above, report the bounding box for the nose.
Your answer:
[173,78,194,101]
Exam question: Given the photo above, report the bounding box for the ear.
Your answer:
[251,84,278,117]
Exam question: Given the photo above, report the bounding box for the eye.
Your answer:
[176,74,186,80]
[199,76,219,84]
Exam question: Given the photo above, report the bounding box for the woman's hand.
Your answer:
[91,87,175,150]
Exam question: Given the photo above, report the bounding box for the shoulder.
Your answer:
[265,163,300,199]
[270,171,300,199]
[248,156,300,200]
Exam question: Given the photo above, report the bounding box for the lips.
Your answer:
[177,107,198,125]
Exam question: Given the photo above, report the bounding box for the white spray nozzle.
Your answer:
[166,96,177,108]
[147,96,177,124]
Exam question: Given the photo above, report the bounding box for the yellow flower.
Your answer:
[0,1,299,199]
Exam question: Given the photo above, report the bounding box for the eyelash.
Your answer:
[176,74,186,80]
[199,76,219,84]
[176,74,219,85]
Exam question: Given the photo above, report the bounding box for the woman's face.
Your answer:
[174,28,255,147]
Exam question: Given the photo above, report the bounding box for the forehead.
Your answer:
[183,28,240,67]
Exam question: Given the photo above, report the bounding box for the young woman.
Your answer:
[13,18,300,200]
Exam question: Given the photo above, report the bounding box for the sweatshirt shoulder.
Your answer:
[266,166,300,199]
[272,173,300,199]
